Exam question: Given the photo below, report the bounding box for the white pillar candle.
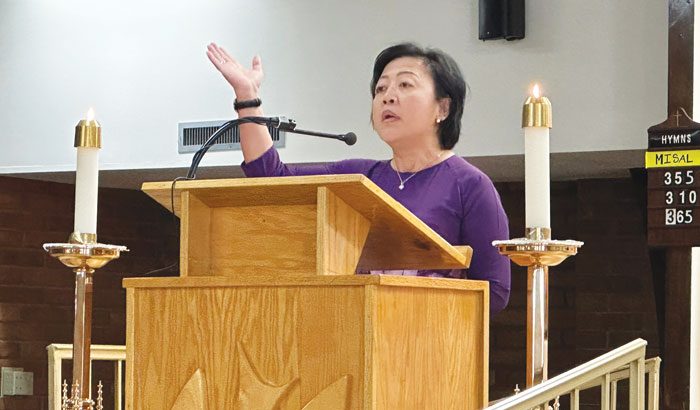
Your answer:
[73,108,101,236]
[74,147,99,234]
[522,84,552,230]
[524,126,550,229]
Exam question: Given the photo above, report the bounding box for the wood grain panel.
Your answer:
[123,275,489,292]
[128,284,371,409]
[125,288,135,409]
[209,205,317,276]
[317,187,370,275]
[236,343,298,409]
[298,286,364,409]
[363,286,378,410]
[374,286,487,409]
[453,246,473,268]
[125,277,488,409]
[301,375,351,410]
[129,287,301,409]
[171,369,206,410]
[143,176,365,213]
[181,192,211,276]
[142,176,471,271]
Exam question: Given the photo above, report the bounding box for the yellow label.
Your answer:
[645,150,700,168]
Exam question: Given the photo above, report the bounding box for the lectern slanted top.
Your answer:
[141,174,473,276]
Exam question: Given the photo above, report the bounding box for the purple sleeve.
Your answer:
[241,146,375,177]
[461,174,511,315]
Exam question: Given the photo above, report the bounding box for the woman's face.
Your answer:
[371,56,446,148]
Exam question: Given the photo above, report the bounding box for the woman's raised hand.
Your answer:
[206,43,263,99]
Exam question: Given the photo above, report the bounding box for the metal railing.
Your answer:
[47,344,126,410]
[485,339,660,410]
[47,340,660,410]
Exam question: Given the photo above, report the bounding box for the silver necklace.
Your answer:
[392,151,445,190]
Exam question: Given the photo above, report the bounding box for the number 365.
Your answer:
[665,209,693,225]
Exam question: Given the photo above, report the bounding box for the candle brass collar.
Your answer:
[69,232,97,245]
[522,96,552,128]
[74,120,102,149]
[525,227,552,240]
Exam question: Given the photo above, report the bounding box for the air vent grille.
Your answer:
[178,120,285,153]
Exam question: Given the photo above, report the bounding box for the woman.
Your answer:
[206,42,511,314]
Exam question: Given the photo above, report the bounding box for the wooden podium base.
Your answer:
[125,275,488,410]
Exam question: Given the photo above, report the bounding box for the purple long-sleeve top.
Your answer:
[241,147,511,314]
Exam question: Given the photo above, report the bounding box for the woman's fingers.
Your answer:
[207,44,238,73]
[207,43,224,62]
[251,55,262,73]
[208,43,255,72]
[206,50,222,69]
[206,43,263,91]
[218,46,242,69]
[250,55,263,85]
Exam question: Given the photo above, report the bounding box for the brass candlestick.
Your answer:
[494,227,582,387]
[45,236,127,409]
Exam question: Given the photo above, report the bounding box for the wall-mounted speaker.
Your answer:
[478,0,525,41]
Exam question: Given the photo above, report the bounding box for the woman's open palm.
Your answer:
[206,43,263,98]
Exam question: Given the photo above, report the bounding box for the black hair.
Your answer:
[371,43,469,150]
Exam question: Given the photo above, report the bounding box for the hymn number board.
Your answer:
[647,120,700,246]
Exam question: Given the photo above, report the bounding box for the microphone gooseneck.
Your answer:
[288,127,356,145]
[186,116,357,179]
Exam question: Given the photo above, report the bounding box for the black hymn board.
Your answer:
[646,112,700,246]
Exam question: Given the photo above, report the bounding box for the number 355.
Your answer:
[664,170,695,185]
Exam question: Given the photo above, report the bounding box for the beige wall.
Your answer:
[0,0,666,173]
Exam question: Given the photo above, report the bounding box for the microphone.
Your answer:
[343,132,357,145]
[266,116,356,145]
[289,128,357,145]
[185,116,357,179]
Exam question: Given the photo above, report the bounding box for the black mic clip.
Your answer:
[270,116,297,131]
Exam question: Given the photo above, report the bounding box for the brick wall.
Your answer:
[0,176,178,410]
[0,175,660,408]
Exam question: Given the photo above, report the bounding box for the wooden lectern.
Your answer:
[124,175,489,409]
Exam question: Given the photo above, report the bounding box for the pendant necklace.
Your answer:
[392,151,445,190]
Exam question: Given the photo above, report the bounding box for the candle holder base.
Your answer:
[61,379,104,410]
[44,241,127,408]
[43,242,127,270]
[493,237,583,388]
[493,238,582,267]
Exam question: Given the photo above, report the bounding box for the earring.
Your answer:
[436,118,443,124]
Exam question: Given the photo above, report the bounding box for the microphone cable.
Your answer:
[139,175,192,276]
